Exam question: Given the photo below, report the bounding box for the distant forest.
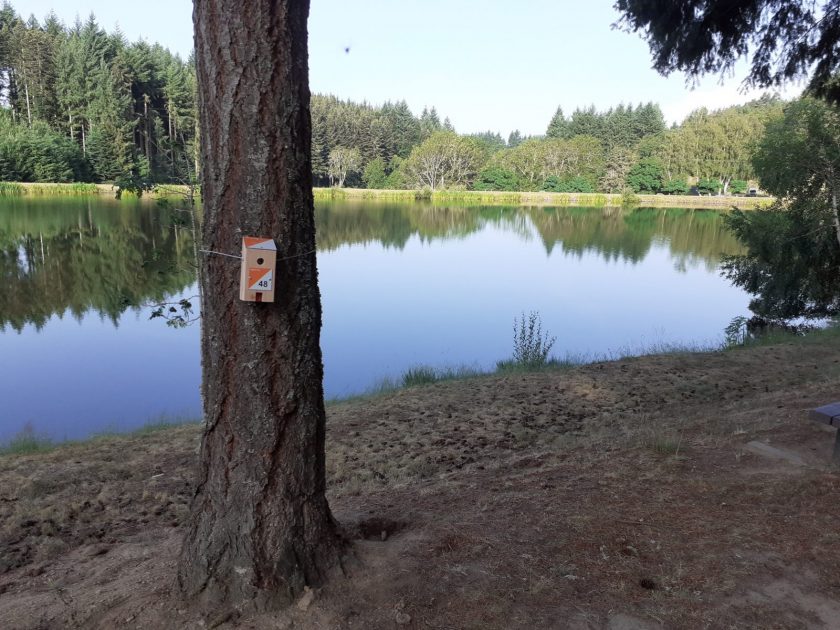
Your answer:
[0,3,782,194]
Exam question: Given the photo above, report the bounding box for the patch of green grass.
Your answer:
[402,366,439,386]
[313,187,349,201]
[720,317,840,352]
[23,182,99,196]
[327,365,486,405]
[647,433,684,456]
[402,365,484,387]
[0,182,25,196]
[0,415,201,457]
[0,424,54,456]
[639,418,685,457]
[608,339,718,361]
[131,415,200,435]
[496,354,586,374]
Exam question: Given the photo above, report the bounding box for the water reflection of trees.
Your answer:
[314,202,745,269]
[314,203,532,250]
[0,199,196,331]
[1,200,744,330]
[525,207,745,270]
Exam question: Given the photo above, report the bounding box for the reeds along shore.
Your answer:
[0,182,772,209]
[312,187,774,209]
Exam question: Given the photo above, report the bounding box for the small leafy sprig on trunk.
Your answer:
[149,297,198,328]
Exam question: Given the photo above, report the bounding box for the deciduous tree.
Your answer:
[403,131,485,190]
[327,145,361,187]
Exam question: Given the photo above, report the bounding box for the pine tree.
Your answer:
[546,106,569,138]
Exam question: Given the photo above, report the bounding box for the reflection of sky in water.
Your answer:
[319,221,748,399]
[1,303,202,442]
[0,210,750,443]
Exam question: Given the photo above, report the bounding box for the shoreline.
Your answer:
[1,323,839,627]
[0,181,774,209]
[2,326,830,455]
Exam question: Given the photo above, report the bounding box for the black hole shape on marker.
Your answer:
[257,257,264,265]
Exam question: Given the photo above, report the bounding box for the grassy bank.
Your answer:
[0,417,200,456]
[322,324,836,404]
[5,324,833,454]
[1,182,773,209]
[315,187,773,209]
[0,182,197,199]
[0,182,102,196]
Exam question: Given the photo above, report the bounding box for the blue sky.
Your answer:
[21,0,801,136]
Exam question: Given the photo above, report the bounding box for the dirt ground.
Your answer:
[2,334,840,629]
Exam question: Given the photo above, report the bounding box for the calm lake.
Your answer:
[0,197,749,443]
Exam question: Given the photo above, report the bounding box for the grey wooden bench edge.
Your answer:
[810,402,840,463]
[810,402,840,428]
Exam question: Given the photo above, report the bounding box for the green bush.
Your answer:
[362,157,388,189]
[729,179,748,195]
[661,178,689,195]
[0,114,90,183]
[696,178,719,195]
[542,175,593,193]
[626,157,663,193]
[473,166,520,191]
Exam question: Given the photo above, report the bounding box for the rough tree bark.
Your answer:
[178,0,343,613]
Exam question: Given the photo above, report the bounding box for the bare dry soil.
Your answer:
[2,334,840,629]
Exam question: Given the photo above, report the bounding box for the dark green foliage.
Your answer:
[552,102,666,150]
[546,107,570,139]
[626,157,663,193]
[615,0,840,102]
[660,178,689,195]
[469,131,506,153]
[362,157,388,189]
[507,130,523,148]
[310,95,437,187]
[474,166,520,191]
[729,179,748,194]
[722,97,840,321]
[0,114,88,182]
[722,207,840,319]
[0,3,196,185]
[600,146,635,193]
[696,178,719,195]
[542,175,594,193]
[420,106,443,140]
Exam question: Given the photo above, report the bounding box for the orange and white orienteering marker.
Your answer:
[239,236,277,303]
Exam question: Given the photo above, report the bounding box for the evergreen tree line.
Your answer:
[0,3,197,185]
[0,2,781,196]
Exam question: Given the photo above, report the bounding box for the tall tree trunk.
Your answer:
[831,182,840,251]
[178,0,343,614]
[168,100,175,177]
[194,115,201,180]
[144,96,152,163]
[23,76,32,127]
